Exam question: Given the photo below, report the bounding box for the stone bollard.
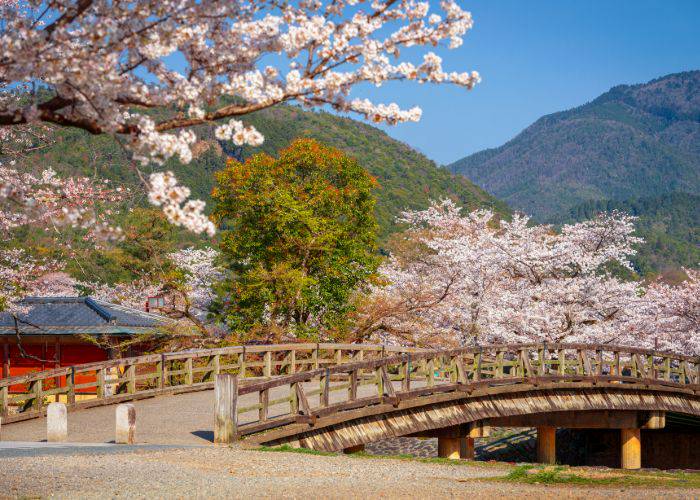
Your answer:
[47,402,68,442]
[115,404,136,444]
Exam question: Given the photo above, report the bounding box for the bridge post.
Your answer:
[460,437,475,460]
[115,404,136,444]
[214,374,238,445]
[437,437,461,460]
[536,426,556,464]
[621,428,641,469]
[47,402,67,442]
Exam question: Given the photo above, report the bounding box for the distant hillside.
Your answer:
[565,193,700,275]
[449,71,700,222]
[20,105,509,238]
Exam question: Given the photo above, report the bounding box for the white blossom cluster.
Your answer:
[168,247,223,318]
[0,163,127,240]
[369,199,652,349]
[89,246,222,328]
[0,249,65,313]
[630,269,700,354]
[214,119,264,146]
[89,279,162,311]
[148,171,215,236]
[0,0,478,163]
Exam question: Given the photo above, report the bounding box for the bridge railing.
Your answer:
[0,343,427,423]
[234,343,700,439]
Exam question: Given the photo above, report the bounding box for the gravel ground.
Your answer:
[1,447,698,499]
[1,382,383,445]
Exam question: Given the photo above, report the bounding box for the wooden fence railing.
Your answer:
[0,343,426,423]
[233,343,700,439]
[3,342,698,429]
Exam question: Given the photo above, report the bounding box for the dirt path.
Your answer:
[0,447,697,499]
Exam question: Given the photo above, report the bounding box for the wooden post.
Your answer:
[1,341,9,379]
[536,426,556,464]
[31,379,43,410]
[402,356,411,391]
[343,444,365,454]
[0,384,7,418]
[67,367,75,405]
[185,357,194,386]
[47,402,67,442]
[313,344,319,369]
[214,374,238,445]
[437,437,461,460]
[460,437,475,460]
[349,369,358,400]
[426,358,434,387]
[259,388,269,421]
[115,404,136,444]
[157,355,165,389]
[239,347,247,378]
[96,368,105,398]
[621,428,641,470]
[126,364,136,394]
[264,351,272,378]
[290,382,299,414]
[320,368,330,407]
[288,350,296,374]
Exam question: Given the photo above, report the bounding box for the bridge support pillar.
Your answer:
[438,437,461,459]
[343,444,365,454]
[536,426,556,464]
[621,428,641,470]
[460,437,475,460]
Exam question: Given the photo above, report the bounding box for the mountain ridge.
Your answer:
[448,70,700,222]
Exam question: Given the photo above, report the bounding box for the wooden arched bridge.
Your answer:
[2,343,700,469]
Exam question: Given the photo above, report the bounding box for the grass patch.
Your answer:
[498,464,700,488]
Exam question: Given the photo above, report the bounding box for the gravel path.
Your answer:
[1,446,695,499]
[1,381,389,445]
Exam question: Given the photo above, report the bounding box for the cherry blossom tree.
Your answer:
[1,160,130,315]
[0,162,128,238]
[631,269,700,355]
[0,0,479,234]
[0,248,67,312]
[89,246,223,335]
[359,200,646,348]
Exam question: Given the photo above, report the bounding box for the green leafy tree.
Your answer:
[212,139,380,340]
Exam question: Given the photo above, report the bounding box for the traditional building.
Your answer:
[0,296,169,379]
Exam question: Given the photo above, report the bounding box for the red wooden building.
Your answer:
[0,296,169,379]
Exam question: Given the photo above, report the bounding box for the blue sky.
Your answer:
[356,0,700,165]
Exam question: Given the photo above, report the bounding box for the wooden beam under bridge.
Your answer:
[489,410,665,430]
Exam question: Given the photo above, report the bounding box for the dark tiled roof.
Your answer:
[0,297,170,336]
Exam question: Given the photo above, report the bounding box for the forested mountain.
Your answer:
[19,105,509,238]
[449,71,700,222]
[565,193,700,275]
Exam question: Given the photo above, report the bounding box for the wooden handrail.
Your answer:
[231,344,700,440]
[0,342,427,422]
[1,342,698,427]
